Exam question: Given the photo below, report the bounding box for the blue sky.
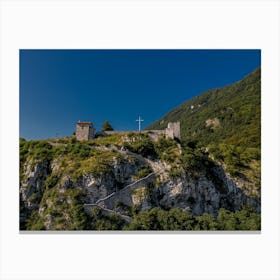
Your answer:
[20,49,260,140]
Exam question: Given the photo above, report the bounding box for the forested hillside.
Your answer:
[147,67,261,196]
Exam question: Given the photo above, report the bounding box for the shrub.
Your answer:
[194,213,218,230]
[125,134,157,158]
[217,208,238,230]
[44,174,59,190]
[181,147,203,173]
[88,207,125,230]
[70,143,91,159]
[29,220,45,230]
[134,165,152,179]
[29,192,40,203]
[168,166,182,179]
[26,212,46,230]
[20,140,54,162]
[154,137,179,163]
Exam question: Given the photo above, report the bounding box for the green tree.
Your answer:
[125,208,196,230]
[125,134,157,158]
[102,120,114,131]
[217,208,237,230]
[194,213,218,230]
[234,205,261,230]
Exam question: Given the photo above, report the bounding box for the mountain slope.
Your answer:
[19,68,261,231]
[147,67,261,194]
[20,134,260,231]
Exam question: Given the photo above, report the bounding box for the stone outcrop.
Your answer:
[20,159,50,211]
[156,166,260,216]
[20,148,260,230]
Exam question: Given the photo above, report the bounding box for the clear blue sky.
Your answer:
[20,49,260,140]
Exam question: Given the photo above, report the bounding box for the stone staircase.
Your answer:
[84,169,163,222]
[84,204,133,224]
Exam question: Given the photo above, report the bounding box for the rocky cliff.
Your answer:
[20,134,260,230]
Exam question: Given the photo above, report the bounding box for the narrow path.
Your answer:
[84,169,163,207]
[87,204,133,224]
[84,169,163,223]
[119,169,162,192]
[94,191,116,204]
[84,146,166,223]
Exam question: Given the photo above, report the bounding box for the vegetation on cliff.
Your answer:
[19,68,261,231]
[125,205,260,231]
[147,67,261,195]
[20,133,260,231]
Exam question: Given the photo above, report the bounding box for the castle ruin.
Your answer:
[114,122,180,140]
[76,121,95,141]
[75,121,180,141]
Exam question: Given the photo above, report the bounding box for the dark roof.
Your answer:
[77,121,93,125]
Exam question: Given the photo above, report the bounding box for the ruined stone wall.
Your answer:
[104,123,180,140]
[88,126,95,139]
[104,130,140,135]
[105,130,165,141]
[165,122,180,139]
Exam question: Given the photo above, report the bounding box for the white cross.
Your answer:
[136,116,144,131]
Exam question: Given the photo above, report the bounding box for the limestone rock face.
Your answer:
[20,148,260,229]
[156,167,260,217]
[20,159,50,210]
[81,160,260,217]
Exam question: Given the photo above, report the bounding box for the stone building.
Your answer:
[76,121,95,141]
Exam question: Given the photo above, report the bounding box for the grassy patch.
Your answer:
[93,134,124,147]
[62,148,123,179]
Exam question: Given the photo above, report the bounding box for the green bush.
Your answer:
[44,174,59,190]
[29,220,45,230]
[125,134,157,158]
[29,192,40,203]
[88,208,125,230]
[154,137,179,163]
[134,165,152,179]
[180,146,207,175]
[20,139,54,163]
[26,212,46,230]
[168,166,182,179]
[216,206,260,230]
[194,213,218,230]
[70,143,91,159]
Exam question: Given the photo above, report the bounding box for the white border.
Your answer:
[0,0,279,280]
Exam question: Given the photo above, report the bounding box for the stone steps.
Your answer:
[84,169,164,223]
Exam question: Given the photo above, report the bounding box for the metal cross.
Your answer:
[136,116,144,131]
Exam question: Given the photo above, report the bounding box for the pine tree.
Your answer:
[102,120,114,131]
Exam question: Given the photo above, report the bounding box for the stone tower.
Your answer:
[76,121,95,141]
[165,122,180,140]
